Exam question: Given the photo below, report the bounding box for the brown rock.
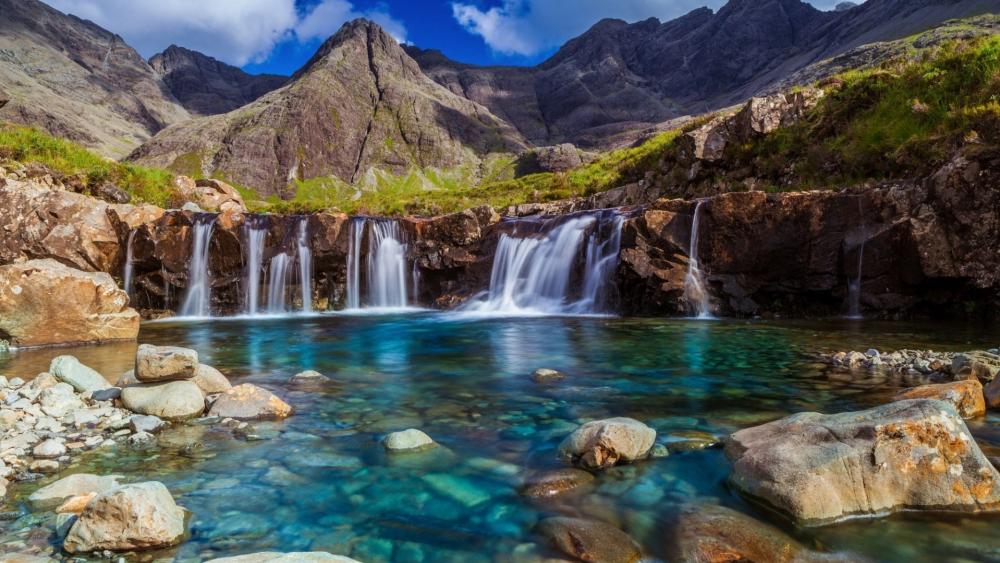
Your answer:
[952,352,1000,383]
[56,492,97,514]
[135,344,198,382]
[536,517,641,563]
[558,418,656,470]
[519,468,595,499]
[894,380,986,419]
[0,259,139,348]
[63,482,186,553]
[207,384,293,420]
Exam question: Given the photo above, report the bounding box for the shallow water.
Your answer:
[2,314,1000,562]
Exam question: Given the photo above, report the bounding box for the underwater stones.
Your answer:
[29,474,122,509]
[48,356,109,393]
[536,517,641,563]
[725,399,1000,524]
[289,370,331,385]
[135,344,198,382]
[519,468,595,499]
[205,552,361,562]
[421,473,492,507]
[664,430,721,453]
[192,364,233,394]
[531,368,565,384]
[894,380,986,419]
[383,429,436,452]
[207,384,293,420]
[558,418,656,470]
[121,380,205,421]
[63,481,186,553]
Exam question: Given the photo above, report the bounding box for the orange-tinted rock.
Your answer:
[208,384,293,420]
[895,380,986,419]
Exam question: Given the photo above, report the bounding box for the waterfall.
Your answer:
[345,218,365,309]
[847,197,866,319]
[122,229,136,300]
[267,253,293,313]
[297,217,313,313]
[465,210,624,315]
[179,214,216,317]
[367,220,408,308]
[243,216,267,315]
[683,201,713,319]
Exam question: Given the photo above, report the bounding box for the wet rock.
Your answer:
[0,260,139,348]
[204,552,361,562]
[421,473,491,507]
[664,430,720,453]
[519,468,595,499]
[135,344,198,382]
[63,481,186,553]
[383,429,436,452]
[289,370,331,385]
[725,399,1000,524]
[121,380,205,421]
[536,516,641,563]
[530,368,566,384]
[192,363,233,394]
[952,352,1000,382]
[985,378,1000,409]
[48,356,109,393]
[207,384,293,420]
[29,474,122,509]
[669,503,856,562]
[129,414,166,434]
[127,431,157,448]
[894,380,986,419]
[558,417,656,469]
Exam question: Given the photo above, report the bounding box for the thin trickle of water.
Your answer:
[684,200,713,319]
[243,216,267,315]
[179,214,217,317]
[466,210,624,315]
[267,253,293,313]
[847,197,866,319]
[122,230,137,300]
[345,218,365,309]
[297,217,313,313]
[367,220,408,308]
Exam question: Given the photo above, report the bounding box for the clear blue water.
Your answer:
[2,314,1000,562]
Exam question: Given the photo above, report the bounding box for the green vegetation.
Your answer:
[0,125,179,206]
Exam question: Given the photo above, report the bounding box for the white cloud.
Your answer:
[44,0,407,66]
[452,0,867,57]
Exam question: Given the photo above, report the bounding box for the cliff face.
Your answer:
[128,20,528,197]
[0,0,190,158]
[149,45,287,116]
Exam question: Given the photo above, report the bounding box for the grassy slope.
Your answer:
[0,23,996,215]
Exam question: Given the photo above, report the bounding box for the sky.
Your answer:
[44,0,860,76]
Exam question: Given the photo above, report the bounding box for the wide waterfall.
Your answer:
[297,217,313,313]
[243,216,268,315]
[344,218,409,309]
[122,229,136,300]
[179,214,217,317]
[683,201,713,319]
[464,210,625,315]
[267,253,293,313]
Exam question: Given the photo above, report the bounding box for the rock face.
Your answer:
[725,399,1000,524]
[120,380,205,421]
[558,417,656,469]
[129,20,526,196]
[149,45,287,116]
[135,344,199,382]
[0,260,139,347]
[63,482,186,553]
[536,517,641,563]
[0,0,189,158]
[207,384,292,420]
[895,380,986,419]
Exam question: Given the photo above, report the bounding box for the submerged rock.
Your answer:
[204,553,361,562]
[725,399,1000,524]
[289,370,332,385]
[208,384,293,420]
[135,344,198,382]
[49,356,109,393]
[894,380,986,419]
[558,417,656,469]
[383,429,436,451]
[536,516,641,563]
[63,481,186,553]
[530,368,566,384]
[121,380,205,421]
[519,468,595,499]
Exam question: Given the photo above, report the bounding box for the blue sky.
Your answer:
[45,0,859,76]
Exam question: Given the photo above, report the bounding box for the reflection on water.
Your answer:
[0,315,998,562]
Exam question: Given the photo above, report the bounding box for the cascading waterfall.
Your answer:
[296,217,313,313]
[243,216,267,315]
[122,229,136,300]
[345,218,365,309]
[179,214,217,317]
[683,201,713,319]
[267,252,293,313]
[465,210,624,315]
[367,220,408,308]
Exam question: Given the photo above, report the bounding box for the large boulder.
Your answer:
[63,482,186,553]
[135,344,198,382]
[205,553,360,563]
[894,380,986,419]
[536,517,641,563]
[207,384,292,420]
[121,381,205,420]
[0,260,139,347]
[558,417,656,469]
[28,474,122,509]
[48,356,110,393]
[725,399,1000,524]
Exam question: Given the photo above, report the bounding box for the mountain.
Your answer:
[407,0,999,149]
[0,0,189,158]
[128,20,527,197]
[149,45,288,116]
